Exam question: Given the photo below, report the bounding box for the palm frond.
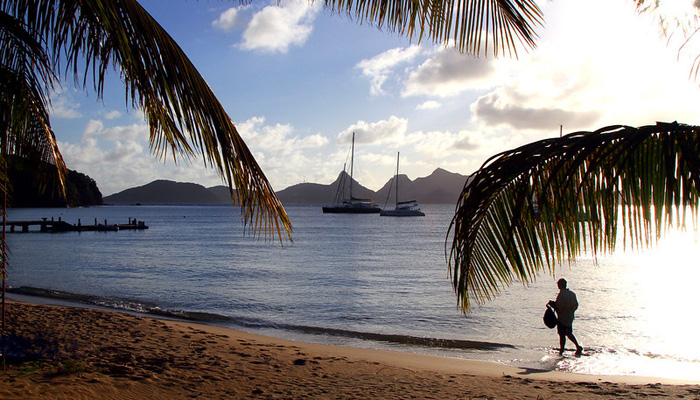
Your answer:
[448,122,700,312]
[323,0,543,56]
[0,9,66,197]
[4,0,291,239]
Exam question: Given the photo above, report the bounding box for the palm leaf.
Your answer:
[1,9,68,367]
[448,122,700,312]
[0,9,66,197]
[4,0,291,239]
[323,0,543,56]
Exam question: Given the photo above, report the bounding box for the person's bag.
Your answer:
[543,304,558,329]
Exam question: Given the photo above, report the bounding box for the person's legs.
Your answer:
[558,334,566,355]
[557,323,581,355]
[568,333,583,355]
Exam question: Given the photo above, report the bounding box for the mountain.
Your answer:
[103,168,470,205]
[104,180,223,204]
[410,168,471,204]
[278,168,469,205]
[276,170,378,204]
[207,185,235,203]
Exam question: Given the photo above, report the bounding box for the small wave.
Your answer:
[7,286,231,322]
[8,286,515,352]
[274,323,516,351]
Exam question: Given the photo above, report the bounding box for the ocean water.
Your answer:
[4,204,700,381]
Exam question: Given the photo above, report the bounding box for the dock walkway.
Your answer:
[4,217,148,233]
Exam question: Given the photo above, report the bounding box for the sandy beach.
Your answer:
[1,301,699,399]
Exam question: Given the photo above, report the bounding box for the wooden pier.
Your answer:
[4,217,148,233]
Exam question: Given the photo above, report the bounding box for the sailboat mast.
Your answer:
[395,152,399,205]
[349,132,355,199]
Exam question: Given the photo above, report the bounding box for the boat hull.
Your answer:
[322,205,381,214]
[379,209,425,217]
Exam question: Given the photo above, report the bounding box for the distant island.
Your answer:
[103,180,232,205]
[104,168,470,205]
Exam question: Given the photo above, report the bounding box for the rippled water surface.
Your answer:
[5,204,700,381]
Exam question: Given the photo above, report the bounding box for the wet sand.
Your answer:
[2,301,699,399]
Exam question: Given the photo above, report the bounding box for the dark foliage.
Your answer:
[7,157,102,207]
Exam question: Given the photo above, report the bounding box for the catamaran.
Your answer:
[379,152,425,217]
[322,132,381,214]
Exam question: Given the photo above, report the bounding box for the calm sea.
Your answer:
[5,204,700,381]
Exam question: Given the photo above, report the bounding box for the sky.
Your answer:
[48,0,700,196]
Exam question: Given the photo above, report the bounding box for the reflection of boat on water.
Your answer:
[322,132,381,214]
[380,152,425,217]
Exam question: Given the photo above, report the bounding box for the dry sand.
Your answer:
[1,301,699,399]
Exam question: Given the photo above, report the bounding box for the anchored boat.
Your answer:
[322,132,381,214]
[380,152,425,217]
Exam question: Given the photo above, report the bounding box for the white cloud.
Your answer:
[104,141,144,163]
[50,91,82,118]
[416,100,441,110]
[240,0,321,53]
[59,118,227,196]
[238,116,328,154]
[337,116,409,145]
[233,116,334,190]
[104,110,122,120]
[82,119,149,142]
[356,45,425,95]
[212,7,246,32]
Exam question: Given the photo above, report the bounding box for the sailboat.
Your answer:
[379,152,425,217]
[322,132,381,214]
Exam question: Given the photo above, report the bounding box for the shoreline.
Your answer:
[2,300,699,399]
[8,291,700,385]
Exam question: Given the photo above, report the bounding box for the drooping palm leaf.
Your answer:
[3,0,291,239]
[0,9,66,195]
[323,0,544,56]
[448,122,700,312]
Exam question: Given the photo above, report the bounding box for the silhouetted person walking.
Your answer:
[548,278,583,356]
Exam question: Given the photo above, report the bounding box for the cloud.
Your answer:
[416,100,441,110]
[238,116,328,153]
[234,116,335,190]
[402,47,502,97]
[50,91,82,118]
[240,0,321,53]
[212,7,248,32]
[104,110,122,120]
[402,129,478,159]
[82,119,149,143]
[471,91,601,131]
[453,135,480,151]
[356,45,425,95]
[337,116,409,145]
[465,0,700,133]
[59,118,227,196]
